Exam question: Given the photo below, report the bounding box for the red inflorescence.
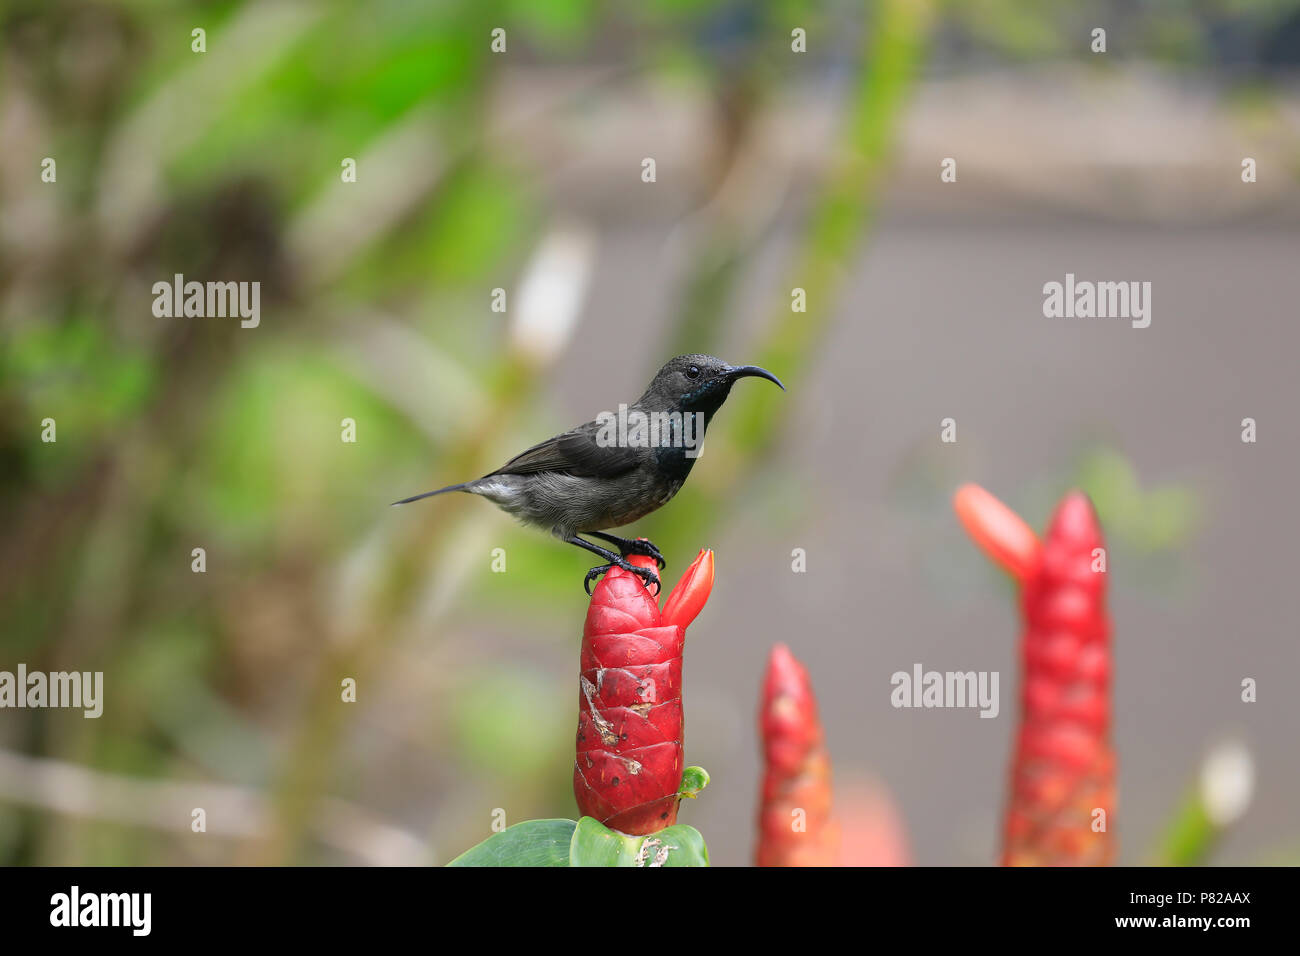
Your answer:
[1005,491,1115,866]
[573,549,714,835]
[756,643,839,866]
[954,484,1116,866]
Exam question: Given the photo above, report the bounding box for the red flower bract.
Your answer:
[756,643,838,866]
[953,482,1042,581]
[953,484,1116,866]
[1005,491,1115,866]
[573,548,714,835]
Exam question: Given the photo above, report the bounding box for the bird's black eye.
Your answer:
[686,365,701,379]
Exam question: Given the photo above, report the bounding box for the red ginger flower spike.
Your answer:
[1008,491,1115,866]
[573,548,714,835]
[953,485,1115,865]
[756,643,839,866]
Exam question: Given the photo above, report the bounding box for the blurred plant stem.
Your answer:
[1156,793,1218,866]
[653,0,934,550]
[731,0,932,451]
[1153,740,1254,865]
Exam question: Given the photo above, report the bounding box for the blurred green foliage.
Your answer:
[1075,447,1200,555]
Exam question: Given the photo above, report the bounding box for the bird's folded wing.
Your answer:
[487,422,641,479]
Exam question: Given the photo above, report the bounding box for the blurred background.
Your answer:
[2,0,1298,866]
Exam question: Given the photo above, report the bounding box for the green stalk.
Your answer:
[1155,788,1217,866]
[648,0,934,553]
[732,0,933,453]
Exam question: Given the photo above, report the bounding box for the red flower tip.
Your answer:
[661,549,714,630]
[953,483,1043,583]
[1045,491,1102,554]
[761,643,820,761]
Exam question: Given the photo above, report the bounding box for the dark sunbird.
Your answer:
[393,354,783,592]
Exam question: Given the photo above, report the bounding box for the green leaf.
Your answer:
[568,817,642,866]
[446,819,576,867]
[638,825,709,868]
[569,817,709,868]
[678,766,709,799]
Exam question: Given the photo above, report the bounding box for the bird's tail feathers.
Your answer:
[391,482,469,506]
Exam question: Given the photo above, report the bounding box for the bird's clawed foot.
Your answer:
[622,537,666,569]
[587,532,666,569]
[583,557,661,596]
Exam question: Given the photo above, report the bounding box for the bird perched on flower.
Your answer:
[394,354,783,592]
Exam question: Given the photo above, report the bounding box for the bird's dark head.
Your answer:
[641,353,785,415]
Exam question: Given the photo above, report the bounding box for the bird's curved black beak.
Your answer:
[725,365,785,391]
